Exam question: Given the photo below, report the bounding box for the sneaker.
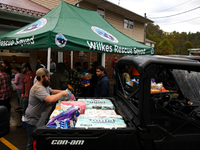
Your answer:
[15,107,22,112]
[22,116,25,122]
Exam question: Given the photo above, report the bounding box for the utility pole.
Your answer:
[118,0,120,5]
[144,13,146,44]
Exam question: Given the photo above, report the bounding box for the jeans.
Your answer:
[22,97,29,116]
[23,122,35,150]
[16,89,22,108]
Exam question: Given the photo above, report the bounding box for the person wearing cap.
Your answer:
[21,62,36,127]
[24,68,69,150]
[111,55,118,80]
[88,61,100,97]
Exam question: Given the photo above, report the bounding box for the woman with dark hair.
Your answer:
[2,60,12,78]
[12,66,23,111]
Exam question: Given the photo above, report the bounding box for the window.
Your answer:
[124,18,129,28]
[124,18,134,30]
[129,20,134,29]
[97,8,105,18]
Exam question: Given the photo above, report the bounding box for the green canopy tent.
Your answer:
[0,1,154,70]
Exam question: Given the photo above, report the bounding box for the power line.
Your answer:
[149,5,200,19]
[155,15,200,25]
[148,0,192,16]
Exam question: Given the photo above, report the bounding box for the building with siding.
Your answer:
[145,38,156,48]
[0,0,50,68]
[0,0,153,79]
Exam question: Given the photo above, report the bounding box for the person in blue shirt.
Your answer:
[94,66,109,97]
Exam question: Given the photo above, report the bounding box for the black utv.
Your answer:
[33,55,200,150]
[115,55,200,150]
[0,106,10,138]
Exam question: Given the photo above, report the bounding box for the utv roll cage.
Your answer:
[115,55,200,129]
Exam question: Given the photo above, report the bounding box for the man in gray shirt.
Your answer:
[23,68,68,150]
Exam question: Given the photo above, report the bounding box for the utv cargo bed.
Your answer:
[33,97,141,150]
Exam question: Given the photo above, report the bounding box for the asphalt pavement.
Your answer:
[0,91,27,150]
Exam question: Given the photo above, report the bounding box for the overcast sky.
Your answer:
[108,0,200,33]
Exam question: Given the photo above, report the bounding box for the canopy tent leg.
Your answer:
[58,52,63,63]
[101,53,105,67]
[47,47,51,71]
[71,51,73,69]
[90,52,91,69]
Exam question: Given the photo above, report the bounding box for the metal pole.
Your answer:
[71,51,73,69]
[58,52,63,63]
[47,47,51,71]
[90,52,91,69]
[101,53,105,67]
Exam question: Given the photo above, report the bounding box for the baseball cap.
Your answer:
[36,68,50,77]
[20,62,30,69]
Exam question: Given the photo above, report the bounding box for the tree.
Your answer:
[155,47,171,55]
[182,41,193,55]
[146,23,199,54]
[155,39,173,55]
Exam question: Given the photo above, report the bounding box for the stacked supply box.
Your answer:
[46,99,127,129]
[78,99,115,110]
[76,99,126,129]
[75,115,126,129]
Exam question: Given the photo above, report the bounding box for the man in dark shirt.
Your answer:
[89,61,100,97]
[50,63,68,90]
[94,66,109,97]
[21,63,36,122]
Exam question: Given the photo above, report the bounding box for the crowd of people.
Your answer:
[0,54,142,150]
[0,57,112,150]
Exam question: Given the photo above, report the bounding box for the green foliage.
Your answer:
[146,23,200,55]
[182,41,193,55]
[156,39,173,55]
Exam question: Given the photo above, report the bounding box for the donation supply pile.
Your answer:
[46,99,127,129]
